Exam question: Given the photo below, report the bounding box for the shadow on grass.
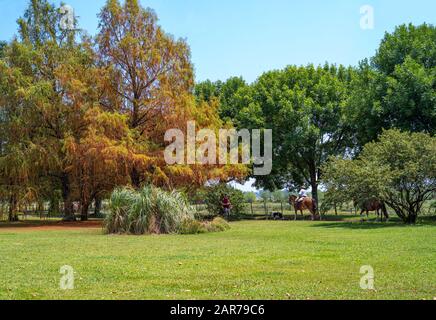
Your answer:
[234,213,436,229]
[311,217,436,230]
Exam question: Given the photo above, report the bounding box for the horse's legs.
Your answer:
[294,208,298,221]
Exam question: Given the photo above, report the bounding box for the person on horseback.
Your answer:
[297,186,308,209]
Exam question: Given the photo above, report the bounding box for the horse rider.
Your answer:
[297,186,308,208]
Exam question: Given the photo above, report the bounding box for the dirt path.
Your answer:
[0,220,103,233]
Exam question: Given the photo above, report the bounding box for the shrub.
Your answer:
[105,186,195,235]
[322,130,436,224]
[180,219,207,235]
[204,184,246,217]
[210,217,231,231]
[180,217,231,234]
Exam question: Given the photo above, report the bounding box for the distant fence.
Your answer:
[193,201,359,217]
[1,200,434,221]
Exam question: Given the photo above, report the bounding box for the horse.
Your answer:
[289,195,319,221]
[357,199,389,222]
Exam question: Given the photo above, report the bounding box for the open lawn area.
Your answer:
[0,218,435,300]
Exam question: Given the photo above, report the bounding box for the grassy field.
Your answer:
[0,218,435,300]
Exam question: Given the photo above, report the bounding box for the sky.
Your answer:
[1,0,435,84]
[0,0,434,192]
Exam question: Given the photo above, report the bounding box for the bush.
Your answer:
[204,184,246,217]
[322,130,436,224]
[105,186,195,235]
[180,219,207,235]
[210,217,231,231]
[180,217,231,234]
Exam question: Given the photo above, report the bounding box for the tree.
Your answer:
[5,0,87,220]
[65,108,136,221]
[96,0,194,188]
[241,64,354,209]
[204,184,246,217]
[322,130,436,224]
[4,0,136,221]
[96,0,247,190]
[0,41,6,58]
[244,192,257,204]
[244,192,257,215]
[348,24,436,147]
[195,77,250,127]
[0,47,41,221]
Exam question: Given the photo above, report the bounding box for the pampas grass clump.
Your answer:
[105,186,195,235]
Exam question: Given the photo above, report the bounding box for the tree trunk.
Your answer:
[61,173,75,221]
[81,201,89,221]
[8,194,19,222]
[406,212,418,224]
[94,196,102,217]
[130,167,141,189]
[310,181,319,214]
[309,162,319,216]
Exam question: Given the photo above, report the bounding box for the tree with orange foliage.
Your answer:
[96,0,247,190]
[96,0,194,187]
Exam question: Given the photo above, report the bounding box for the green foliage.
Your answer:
[105,186,195,235]
[323,130,436,224]
[195,77,250,126]
[259,190,272,202]
[272,190,289,203]
[348,24,436,146]
[204,184,246,216]
[244,192,257,203]
[0,41,6,58]
[239,64,354,206]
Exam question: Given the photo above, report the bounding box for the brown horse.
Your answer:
[357,199,389,222]
[289,195,318,221]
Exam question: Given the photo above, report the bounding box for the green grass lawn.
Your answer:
[0,218,435,300]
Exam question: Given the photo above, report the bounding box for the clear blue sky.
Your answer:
[1,0,435,83]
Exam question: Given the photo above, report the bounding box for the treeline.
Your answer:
[0,0,246,222]
[195,24,436,223]
[1,0,435,224]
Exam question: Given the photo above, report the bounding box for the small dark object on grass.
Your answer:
[272,212,284,220]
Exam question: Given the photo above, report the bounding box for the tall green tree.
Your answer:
[348,24,436,147]
[195,76,250,126]
[242,64,354,208]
